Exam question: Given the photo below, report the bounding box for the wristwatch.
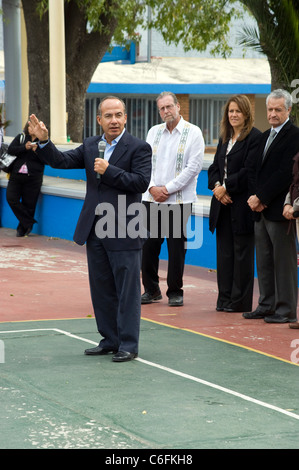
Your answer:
[39,139,49,144]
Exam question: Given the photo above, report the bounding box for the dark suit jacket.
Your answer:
[36,131,152,249]
[208,127,262,234]
[249,120,299,221]
[8,133,44,175]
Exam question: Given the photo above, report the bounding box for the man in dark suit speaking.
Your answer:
[30,96,152,361]
[244,89,299,324]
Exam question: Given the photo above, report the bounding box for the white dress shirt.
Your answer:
[143,117,205,204]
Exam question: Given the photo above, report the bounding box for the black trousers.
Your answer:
[215,204,254,312]
[254,214,297,320]
[6,173,43,230]
[141,201,192,298]
[86,224,142,354]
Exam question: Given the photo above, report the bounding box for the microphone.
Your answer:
[97,140,106,180]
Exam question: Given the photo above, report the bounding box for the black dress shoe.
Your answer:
[141,290,162,304]
[24,225,33,236]
[112,351,138,362]
[84,346,117,355]
[216,307,224,311]
[168,295,183,306]
[243,309,273,319]
[16,224,26,237]
[264,314,290,323]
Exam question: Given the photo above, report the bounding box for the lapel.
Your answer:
[226,139,246,158]
[219,139,246,170]
[108,131,129,166]
[262,121,292,164]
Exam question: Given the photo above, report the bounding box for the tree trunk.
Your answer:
[64,2,116,141]
[268,59,299,126]
[22,0,118,142]
[22,0,50,129]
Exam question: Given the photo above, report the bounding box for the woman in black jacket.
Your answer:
[208,95,262,312]
[6,121,44,236]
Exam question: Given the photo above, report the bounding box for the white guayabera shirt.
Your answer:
[143,117,205,204]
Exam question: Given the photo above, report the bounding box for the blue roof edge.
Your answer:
[87,83,271,95]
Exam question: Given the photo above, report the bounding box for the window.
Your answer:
[84,94,228,146]
[190,97,228,146]
[84,95,160,140]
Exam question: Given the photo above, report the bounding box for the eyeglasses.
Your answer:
[158,104,176,113]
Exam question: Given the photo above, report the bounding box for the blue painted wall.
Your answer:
[196,170,211,197]
[0,187,83,240]
[0,186,217,270]
[43,166,213,195]
[43,165,86,181]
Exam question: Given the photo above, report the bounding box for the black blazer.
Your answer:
[249,120,299,221]
[36,131,152,249]
[208,127,262,234]
[8,133,44,176]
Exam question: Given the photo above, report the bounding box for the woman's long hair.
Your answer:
[23,121,30,135]
[220,95,254,143]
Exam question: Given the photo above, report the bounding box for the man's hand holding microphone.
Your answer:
[95,140,108,180]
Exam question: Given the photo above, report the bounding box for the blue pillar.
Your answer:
[2,0,22,135]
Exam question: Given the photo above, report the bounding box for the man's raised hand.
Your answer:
[29,114,49,141]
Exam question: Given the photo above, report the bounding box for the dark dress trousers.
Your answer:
[6,134,44,231]
[249,120,299,320]
[208,127,262,311]
[36,131,152,353]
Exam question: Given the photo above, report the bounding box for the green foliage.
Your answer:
[27,0,299,126]
[0,104,11,128]
[239,0,299,80]
[238,0,299,123]
[145,0,241,57]
[33,0,240,56]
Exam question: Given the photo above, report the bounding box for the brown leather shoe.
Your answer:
[289,322,299,329]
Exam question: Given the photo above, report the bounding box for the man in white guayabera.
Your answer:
[141,92,205,307]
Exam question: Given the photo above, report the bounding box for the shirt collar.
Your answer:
[272,117,289,134]
[163,116,184,134]
[102,128,126,145]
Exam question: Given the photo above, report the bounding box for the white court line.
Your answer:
[1,327,299,421]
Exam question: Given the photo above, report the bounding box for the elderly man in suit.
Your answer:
[244,89,299,323]
[29,96,152,361]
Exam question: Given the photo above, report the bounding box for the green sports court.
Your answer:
[1,228,299,450]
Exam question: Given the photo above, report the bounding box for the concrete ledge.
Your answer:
[0,173,210,216]
[2,136,214,180]
[41,176,86,199]
[0,171,214,269]
[0,173,86,199]
[194,196,211,217]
